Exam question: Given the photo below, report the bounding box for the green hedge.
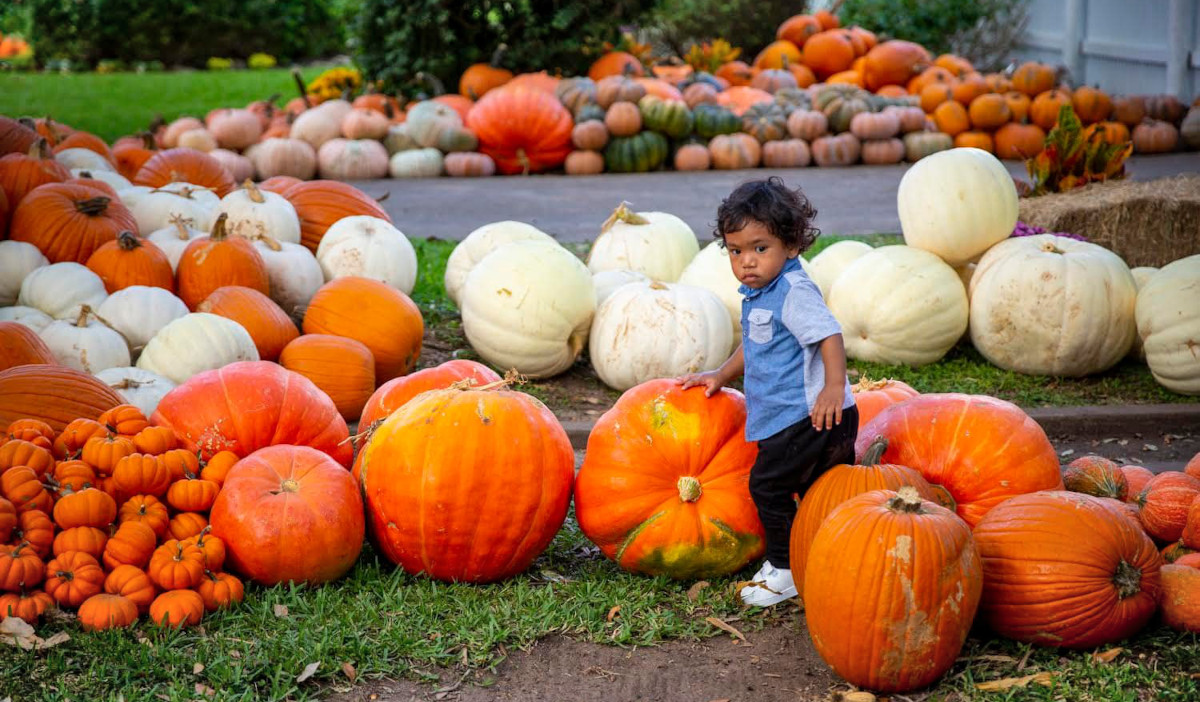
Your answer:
[28,0,347,68]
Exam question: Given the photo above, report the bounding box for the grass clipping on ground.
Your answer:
[1018,174,1200,268]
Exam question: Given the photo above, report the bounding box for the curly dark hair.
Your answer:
[714,177,820,252]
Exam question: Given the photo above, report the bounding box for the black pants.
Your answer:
[749,406,858,570]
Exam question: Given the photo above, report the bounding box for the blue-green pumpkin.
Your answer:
[638,96,694,139]
[693,104,742,138]
[604,131,669,173]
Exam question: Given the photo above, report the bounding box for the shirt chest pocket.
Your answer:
[747,308,774,344]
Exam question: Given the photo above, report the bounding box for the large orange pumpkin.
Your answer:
[0,365,123,432]
[133,147,235,197]
[85,231,175,293]
[790,437,935,585]
[753,40,802,70]
[467,87,572,175]
[0,322,57,372]
[359,380,573,583]
[805,487,981,693]
[0,140,70,215]
[575,380,765,579]
[176,213,271,310]
[302,277,424,384]
[280,180,392,253]
[9,182,136,264]
[358,359,499,430]
[850,376,918,430]
[862,40,931,92]
[587,51,644,81]
[973,491,1162,648]
[150,360,352,467]
[855,394,1062,527]
[777,14,822,48]
[279,334,376,422]
[111,133,157,180]
[210,444,363,585]
[803,30,857,79]
[196,286,299,361]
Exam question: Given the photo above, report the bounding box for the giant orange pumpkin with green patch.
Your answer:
[575,380,764,579]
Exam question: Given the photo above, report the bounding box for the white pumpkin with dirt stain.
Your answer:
[0,307,53,334]
[461,240,595,378]
[128,187,217,236]
[96,285,190,357]
[316,215,418,295]
[146,218,208,272]
[0,241,49,307]
[969,235,1136,377]
[1129,266,1159,361]
[587,203,699,283]
[589,281,732,392]
[38,306,131,374]
[252,238,325,322]
[217,181,301,245]
[829,245,967,366]
[18,262,108,320]
[137,312,260,384]
[808,240,873,298]
[1136,255,1200,395]
[95,366,176,417]
[444,221,557,306]
[897,147,1017,267]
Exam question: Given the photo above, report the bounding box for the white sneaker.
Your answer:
[739,560,797,607]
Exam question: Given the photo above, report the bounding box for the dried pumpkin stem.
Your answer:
[886,485,926,513]
[74,196,111,216]
[677,476,703,503]
[115,230,141,251]
[169,214,194,240]
[601,202,649,232]
[860,436,889,466]
[74,304,93,328]
[243,179,265,203]
[1112,560,1143,599]
[209,212,230,241]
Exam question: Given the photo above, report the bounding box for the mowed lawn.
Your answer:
[0,66,329,141]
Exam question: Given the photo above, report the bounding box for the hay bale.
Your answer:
[1018,174,1200,267]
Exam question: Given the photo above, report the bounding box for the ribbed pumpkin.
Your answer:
[790,437,935,585]
[133,147,235,197]
[467,87,572,175]
[1137,472,1200,543]
[176,214,270,310]
[196,286,298,361]
[0,364,123,432]
[0,140,70,215]
[741,103,789,142]
[1161,564,1200,633]
[856,393,1062,527]
[849,376,918,430]
[1122,465,1156,503]
[356,358,499,445]
[1072,86,1113,124]
[210,444,362,586]
[805,487,981,693]
[994,122,1046,160]
[709,133,762,169]
[85,232,174,293]
[150,360,352,467]
[973,491,1161,648]
[0,116,39,156]
[279,334,375,421]
[1062,455,1127,499]
[576,381,764,579]
[280,180,391,253]
[968,93,1012,129]
[10,182,137,264]
[301,277,424,383]
[0,321,57,372]
[604,131,670,173]
[862,40,931,92]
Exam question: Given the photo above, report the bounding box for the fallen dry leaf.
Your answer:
[1,617,37,650]
[193,683,216,697]
[39,632,69,649]
[606,605,621,623]
[1092,647,1124,664]
[193,662,205,675]
[342,662,357,683]
[687,581,710,601]
[273,604,289,618]
[974,672,1056,691]
[229,650,242,659]
[297,661,320,683]
[958,654,1019,665]
[705,616,746,642]
[833,692,876,702]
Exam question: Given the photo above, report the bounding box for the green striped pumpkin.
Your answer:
[604,131,669,173]
[693,104,742,138]
[639,96,694,139]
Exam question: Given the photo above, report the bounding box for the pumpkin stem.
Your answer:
[140,131,157,150]
[517,147,531,176]
[74,304,94,328]
[1112,559,1143,599]
[243,179,265,203]
[292,68,311,107]
[861,436,889,465]
[108,377,147,390]
[677,476,703,503]
[278,478,301,494]
[490,44,508,68]
[209,212,230,241]
[115,230,142,251]
[28,137,53,160]
[601,202,650,232]
[78,169,94,179]
[74,196,111,216]
[169,214,194,240]
[253,232,283,252]
[1039,239,1065,255]
[648,281,668,291]
[886,485,926,513]
[850,375,893,393]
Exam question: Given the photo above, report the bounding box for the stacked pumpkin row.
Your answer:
[0,406,245,630]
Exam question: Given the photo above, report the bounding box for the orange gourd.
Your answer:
[44,550,105,607]
[994,122,1046,160]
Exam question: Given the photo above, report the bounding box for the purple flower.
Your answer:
[1010,221,1087,241]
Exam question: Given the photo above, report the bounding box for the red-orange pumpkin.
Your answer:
[467,87,572,175]
[855,393,1062,527]
[150,360,351,466]
[1062,455,1128,500]
[849,376,918,430]
[210,444,363,585]
[1121,465,1156,502]
[176,213,271,310]
[973,491,1161,648]
[0,365,123,433]
[10,182,137,264]
[196,286,299,361]
[133,147,235,197]
[302,277,424,384]
[1137,472,1200,543]
[575,380,764,579]
[85,231,175,292]
[0,140,70,215]
[280,180,392,253]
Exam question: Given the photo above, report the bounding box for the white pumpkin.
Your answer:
[315,215,418,295]
[808,240,874,298]
[444,221,556,306]
[251,138,317,180]
[146,217,207,272]
[118,185,153,211]
[253,238,325,321]
[38,306,131,373]
[0,241,49,306]
[150,182,222,210]
[290,105,344,151]
[677,240,743,343]
[383,123,420,155]
[217,181,301,244]
[70,168,132,193]
[1136,255,1200,394]
[96,286,190,356]
[589,281,732,391]
[18,263,108,320]
[1129,266,1159,360]
[95,367,176,417]
[829,245,968,366]
[388,148,444,178]
[592,270,650,308]
[136,313,260,384]
[587,203,699,282]
[0,306,54,333]
[128,187,217,236]
[177,128,217,152]
[897,147,1018,267]
[209,148,255,183]
[460,240,595,378]
[317,138,390,180]
[404,101,463,148]
[55,147,115,172]
[969,235,1136,377]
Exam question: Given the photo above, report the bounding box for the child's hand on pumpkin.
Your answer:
[811,386,845,431]
[676,371,725,397]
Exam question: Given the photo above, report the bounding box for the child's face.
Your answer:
[723,220,800,289]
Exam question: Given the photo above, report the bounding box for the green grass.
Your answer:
[0,67,329,142]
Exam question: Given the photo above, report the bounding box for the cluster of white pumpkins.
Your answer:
[0,177,421,415]
[445,147,1199,395]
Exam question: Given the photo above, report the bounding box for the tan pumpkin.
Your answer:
[604,102,643,137]
[708,133,761,170]
[761,139,811,168]
[564,150,605,175]
[1112,96,1147,126]
[596,76,647,109]
[786,110,828,141]
[860,138,905,165]
[673,143,711,171]
[1132,120,1179,153]
[885,105,928,133]
[683,83,720,109]
[811,133,861,167]
[571,120,609,151]
[443,152,496,177]
[849,111,900,140]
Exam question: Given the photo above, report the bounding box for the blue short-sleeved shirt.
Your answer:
[740,257,855,442]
